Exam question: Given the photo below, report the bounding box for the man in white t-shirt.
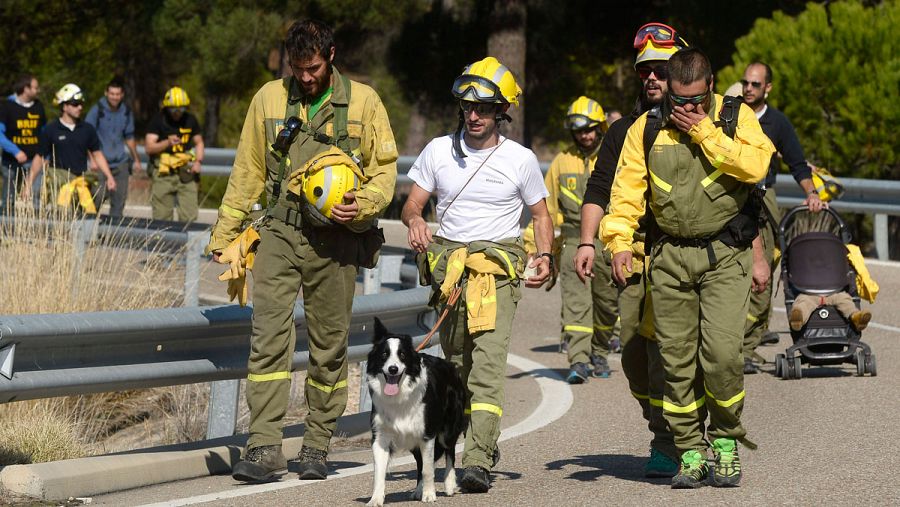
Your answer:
[402,56,553,494]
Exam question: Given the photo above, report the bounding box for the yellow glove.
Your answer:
[217,227,261,306]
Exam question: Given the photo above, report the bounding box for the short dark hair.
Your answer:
[13,74,36,95]
[667,48,712,87]
[107,76,125,91]
[285,19,334,62]
[747,61,773,84]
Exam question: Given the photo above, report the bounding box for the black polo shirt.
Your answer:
[38,119,101,176]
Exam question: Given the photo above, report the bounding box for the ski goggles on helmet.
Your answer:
[564,114,599,130]
[452,75,505,103]
[633,23,684,49]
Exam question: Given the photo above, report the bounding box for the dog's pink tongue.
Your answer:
[384,383,400,396]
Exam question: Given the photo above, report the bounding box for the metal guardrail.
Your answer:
[162,146,898,259]
[0,285,434,437]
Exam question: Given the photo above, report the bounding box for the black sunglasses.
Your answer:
[669,91,709,106]
[637,63,668,80]
[65,100,84,107]
[459,101,498,116]
[741,79,764,89]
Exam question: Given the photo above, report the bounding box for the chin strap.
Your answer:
[452,109,467,159]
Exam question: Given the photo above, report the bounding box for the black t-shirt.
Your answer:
[38,120,101,176]
[758,106,811,188]
[146,111,201,158]
[583,113,636,210]
[0,98,46,165]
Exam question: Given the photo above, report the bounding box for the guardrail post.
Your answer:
[184,231,204,307]
[357,260,385,413]
[70,219,94,300]
[206,378,241,440]
[874,213,889,260]
[184,230,240,439]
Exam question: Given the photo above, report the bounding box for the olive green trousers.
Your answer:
[440,280,519,470]
[651,241,751,452]
[743,187,781,359]
[618,269,677,459]
[559,237,618,364]
[246,218,358,452]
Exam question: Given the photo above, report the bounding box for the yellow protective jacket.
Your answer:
[523,144,599,253]
[207,67,398,253]
[847,244,879,303]
[425,236,526,334]
[601,94,774,254]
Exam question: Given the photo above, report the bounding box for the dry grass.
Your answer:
[0,201,365,465]
[0,201,188,463]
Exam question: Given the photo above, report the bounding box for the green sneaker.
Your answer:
[671,449,708,489]
[644,448,678,478]
[710,438,742,487]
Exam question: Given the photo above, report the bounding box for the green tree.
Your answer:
[717,0,900,179]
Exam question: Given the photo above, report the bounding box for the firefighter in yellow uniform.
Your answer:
[144,87,205,222]
[208,19,397,483]
[525,96,617,383]
[602,48,773,488]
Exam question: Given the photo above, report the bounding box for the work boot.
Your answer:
[644,448,678,478]
[743,357,760,374]
[297,445,328,480]
[232,445,287,482]
[671,449,708,489]
[558,339,569,354]
[566,362,591,384]
[608,338,621,354]
[460,466,490,493]
[789,307,805,331]
[850,310,872,331]
[492,446,501,467]
[710,438,742,487]
[760,331,780,345]
[590,354,611,378]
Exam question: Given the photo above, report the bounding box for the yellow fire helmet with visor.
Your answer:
[565,96,608,132]
[452,56,522,106]
[633,22,689,68]
[163,86,191,108]
[53,83,84,105]
[288,146,367,226]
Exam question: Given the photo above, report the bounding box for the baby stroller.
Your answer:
[774,206,875,380]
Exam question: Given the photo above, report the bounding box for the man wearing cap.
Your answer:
[23,84,115,213]
[402,56,552,494]
[575,22,687,478]
[739,61,825,373]
[145,86,204,222]
[525,96,616,383]
[209,18,397,483]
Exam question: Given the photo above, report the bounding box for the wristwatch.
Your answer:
[539,252,556,271]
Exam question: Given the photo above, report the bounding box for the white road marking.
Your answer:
[139,352,573,507]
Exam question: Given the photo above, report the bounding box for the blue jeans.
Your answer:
[1,162,41,214]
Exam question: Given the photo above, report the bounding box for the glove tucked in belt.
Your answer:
[217,227,261,306]
[57,175,96,214]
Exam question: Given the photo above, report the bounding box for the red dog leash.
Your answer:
[415,286,463,352]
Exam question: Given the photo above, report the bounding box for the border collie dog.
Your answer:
[365,318,466,506]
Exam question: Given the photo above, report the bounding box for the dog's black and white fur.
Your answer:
[365,318,466,506]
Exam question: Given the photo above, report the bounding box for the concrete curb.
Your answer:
[0,412,371,501]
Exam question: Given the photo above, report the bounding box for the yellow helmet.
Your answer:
[810,166,844,202]
[565,96,607,132]
[163,86,190,108]
[290,147,365,226]
[451,56,522,106]
[53,83,83,105]
[634,39,684,68]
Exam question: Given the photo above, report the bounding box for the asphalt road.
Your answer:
[86,256,900,507]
